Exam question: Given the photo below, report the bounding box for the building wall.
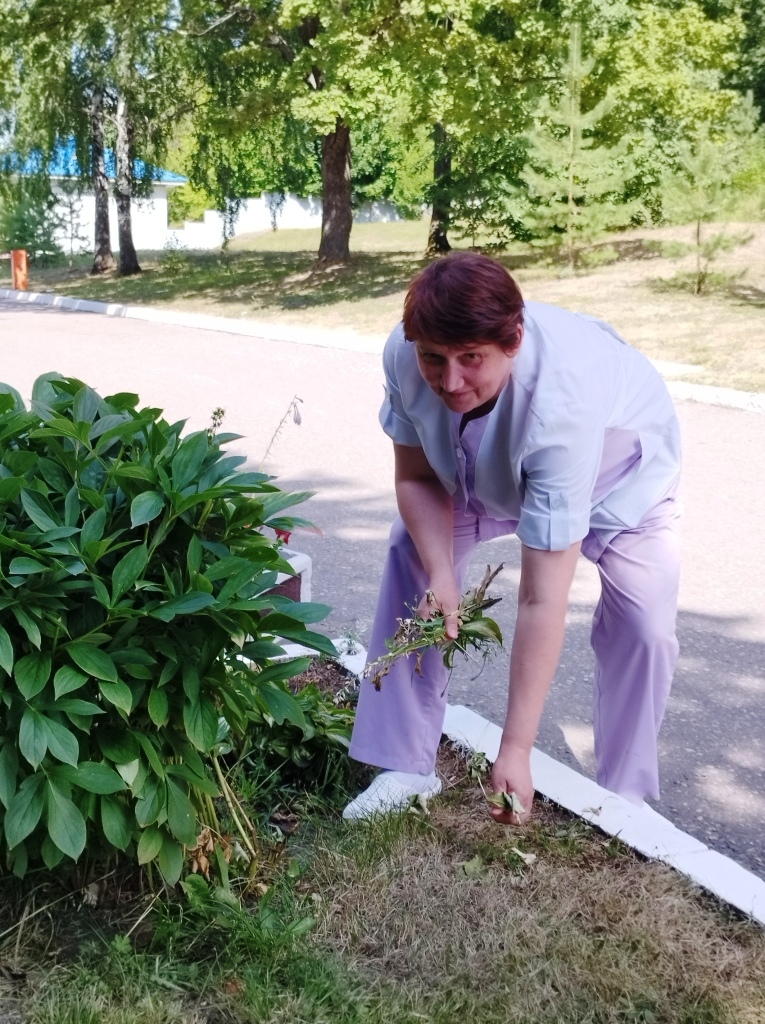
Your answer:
[52,182,173,254]
[168,193,406,250]
[52,184,406,254]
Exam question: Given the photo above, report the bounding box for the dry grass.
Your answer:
[2,742,764,1023]
[304,744,765,1024]
[518,223,765,393]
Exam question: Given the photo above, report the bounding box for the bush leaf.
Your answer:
[147,687,169,727]
[183,697,218,752]
[111,544,148,605]
[130,491,164,528]
[0,742,19,809]
[57,762,127,794]
[172,432,209,491]
[67,644,118,682]
[137,826,164,865]
[9,557,47,574]
[158,834,184,885]
[99,681,134,715]
[4,774,45,848]
[46,779,86,860]
[151,592,216,622]
[42,717,80,766]
[101,795,131,851]
[19,708,48,768]
[53,665,89,698]
[166,778,198,846]
[15,652,52,699]
[0,624,13,676]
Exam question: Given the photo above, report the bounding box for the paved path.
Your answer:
[3,298,764,877]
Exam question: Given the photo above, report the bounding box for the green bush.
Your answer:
[0,179,63,265]
[0,373,341,883]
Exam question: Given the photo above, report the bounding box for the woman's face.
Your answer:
[414,336,520,414]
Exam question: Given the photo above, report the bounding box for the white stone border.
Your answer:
[0,288,385,355]
[2,287,765,411]
[443,704,765,928]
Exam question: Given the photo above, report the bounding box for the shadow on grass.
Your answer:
[647,270,765,308]
[30,247,556,318]
[31,250,429,314]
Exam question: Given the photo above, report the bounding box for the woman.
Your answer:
[344,252,681,824]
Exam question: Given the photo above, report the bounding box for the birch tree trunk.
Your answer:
[115,93,141,276]
[90,90,116,275]
[317,119,352,263]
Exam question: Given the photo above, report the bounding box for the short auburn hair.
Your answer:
[403,252,524,351]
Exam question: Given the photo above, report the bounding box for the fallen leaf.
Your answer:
[407,793,432,817]
[486,790,526,819]
[458,854,490,879]
[509,846,537,866]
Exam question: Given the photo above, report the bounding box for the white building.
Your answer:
[14,140,406,254]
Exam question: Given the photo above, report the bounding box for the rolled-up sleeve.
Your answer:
[379,328,422,447]
[516,395,606,551]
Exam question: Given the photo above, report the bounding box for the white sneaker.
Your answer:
[342,770,442,821]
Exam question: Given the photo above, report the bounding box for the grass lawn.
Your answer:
[17,218,765,393]
[2,744,764,1024]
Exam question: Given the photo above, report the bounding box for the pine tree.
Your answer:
[522,22,637,271]
[661,128,752,295]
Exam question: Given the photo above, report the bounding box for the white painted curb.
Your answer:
[443,704,765,928]
[0,288,385,355]
[2,287,764,412]
[277,639,368,680]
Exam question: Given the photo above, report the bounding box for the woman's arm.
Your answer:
[394,442,461,639]
[490,540,581,823]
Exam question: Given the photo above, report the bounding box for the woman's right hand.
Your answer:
[417,576,461,640]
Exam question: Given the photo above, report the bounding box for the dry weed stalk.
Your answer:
[365,564,505,691]
[260,394,303,468]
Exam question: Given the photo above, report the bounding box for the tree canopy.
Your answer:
[0,0,760,261]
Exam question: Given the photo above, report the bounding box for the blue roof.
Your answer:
[4,138,187,184]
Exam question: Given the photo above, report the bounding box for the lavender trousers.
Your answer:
[349,499,681,803]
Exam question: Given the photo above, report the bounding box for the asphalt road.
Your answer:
[3,297,764,878]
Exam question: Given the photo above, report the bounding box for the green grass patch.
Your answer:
[3,747,764,1024]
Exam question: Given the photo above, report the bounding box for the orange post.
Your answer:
[10,249,28,291]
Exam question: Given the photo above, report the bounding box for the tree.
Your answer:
[661,128,752,295]
[426,123,452,255]
[183,0,402,262]
[0,0,117,272]
[0,176,63,265]
[56,178,89,267]
[522,23,637,270]
[0,0,191,276]
[591,0,750,214]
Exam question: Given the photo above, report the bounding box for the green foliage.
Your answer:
[522,23,639,270]
[0,178,63,265]
[661,128,752,294]
[0,374,341,883]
